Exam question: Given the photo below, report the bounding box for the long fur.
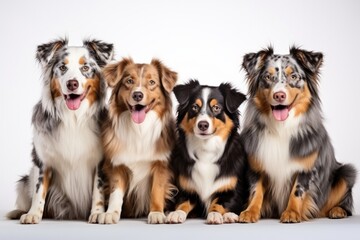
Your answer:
[239,47,357,223]
[7,38,114,222]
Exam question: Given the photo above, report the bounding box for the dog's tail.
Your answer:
[6,175,31,219]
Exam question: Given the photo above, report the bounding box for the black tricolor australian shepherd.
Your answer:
[88,58,177,224]
[167,80,249,224]
[7,38,114,223]
[239,47,357,223]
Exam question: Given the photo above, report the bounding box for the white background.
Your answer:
[0,0,359,215]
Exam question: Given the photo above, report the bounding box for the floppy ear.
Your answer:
[151,59,178,93]
[173,79,200,106]
[242,46,273,76]
[290,47,323,74]
[103,58,133,87]
[219,83,247,113]
[36,38,68,68]
[83,39,114,68]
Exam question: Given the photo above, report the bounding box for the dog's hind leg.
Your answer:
[321,164,357,219]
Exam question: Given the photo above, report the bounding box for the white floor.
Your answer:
[1,211,360,240]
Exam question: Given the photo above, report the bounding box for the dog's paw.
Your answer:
[88,212,105,224]
[97,211,120,224]
[166,210,187,224]
[280,210,301,223]
[148,211,166,224]
[328,207,347,219]
[20,213,41,224]
[239,209,260,223]
[206,212,223,224]
[223,212,238,223]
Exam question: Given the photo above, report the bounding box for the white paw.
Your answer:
[206,212,223,224]
[88,212,103,224]
[166,210,187,224]
[223,212,239,223]
[20,213,41,224]
[97,212,120,224]
[148,211,166,224]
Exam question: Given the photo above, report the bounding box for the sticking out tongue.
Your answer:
[65,95,82,110]
[131,105,146,124]
[272,106,289,121]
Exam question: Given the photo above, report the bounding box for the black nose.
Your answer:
[132,91,144,102]
[66,79,79,91]
[197,121,209,131]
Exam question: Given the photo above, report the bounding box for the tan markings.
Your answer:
[176,200,195,215]
[180,113,196,135]
[50,78,62,99]
[150,58,178,93]
[84,75,100,106]
[280,179,302,223]
[208,198,227,215]
[150,161,171,212]
[216,176,237,193]
[293,151,318,171]
[155,115,176,156]
[328,206,347,219]
[268,67,276,75]
[285,66,293,75]
[195,98,202,108]
[106,164,130,193]
[103,58,134,87]
[42,168,52,199]
[239,176,264,223]
[320,178,348,217]
[79,56,86,65]
[301,194,318,220]
[288,82,311,117]
[63,58,69,65]
[209,99,218,107]
[254,89,272,115]
[248,155,264,173]
[213,114,234,140]
[179,175,196,193]
[96,201,104,207]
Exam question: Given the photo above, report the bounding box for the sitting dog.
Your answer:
[239,47,357,223]
[166,80,249,224]
[88,58,177,224]
[7,38,114,223]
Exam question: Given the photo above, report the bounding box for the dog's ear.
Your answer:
[36,38,68,68]
[219,83,247,113]
[151,59,178,93]
[173,79,200,106]
[83,39,114,68]
[290,47,323,74]
[103,58,133,87]
[242,46,273,76]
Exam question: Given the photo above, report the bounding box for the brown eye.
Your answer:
[81,66,89,71]
[212,105,221,114]
[59,65,67,72]
[126,78,134,85]
[291,74,298,80]
[149,80,156,85]
[192,104,199,112]
[264,74,271,81]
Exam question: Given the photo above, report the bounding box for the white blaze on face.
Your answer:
[194,88,214,137]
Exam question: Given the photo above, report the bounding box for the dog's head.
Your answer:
[104,58,177,124]
[36,38,114,111]
[174,80,246,140]
[242,46,323,121]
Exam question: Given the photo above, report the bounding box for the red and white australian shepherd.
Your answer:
[88,58,177,224]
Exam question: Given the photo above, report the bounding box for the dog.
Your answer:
[7,38,114,224]
[88,58,177,224]
[239,47,357,223]
[166,80,249,224]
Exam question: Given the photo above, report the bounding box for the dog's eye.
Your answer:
[149,80,156,86]
[81,66,89,72]
[212,105,221,114]
[59,65,67,72]
[290,74,299,81]
[264,74,271,81]
[126,78,134,85]
[192,104,199,112]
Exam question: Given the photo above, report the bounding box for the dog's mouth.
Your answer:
[63,87,90,110]
[270,95,297,121]
[128,99,155,124]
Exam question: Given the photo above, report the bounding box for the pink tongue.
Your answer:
[273,108,289,121]
[66,98,81,110]
[131,108,146,124]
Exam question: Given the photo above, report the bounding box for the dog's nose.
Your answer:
[132,91,144,102]
[66,79,79,91]
[273,91,286,103]
[198,121,209,131]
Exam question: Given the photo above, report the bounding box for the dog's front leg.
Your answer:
[148,161,171,224]
[20,167,52,224]
[88,160,106,223]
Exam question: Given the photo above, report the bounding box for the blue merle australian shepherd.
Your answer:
[7,38,114,223]
[239,47,357,223]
